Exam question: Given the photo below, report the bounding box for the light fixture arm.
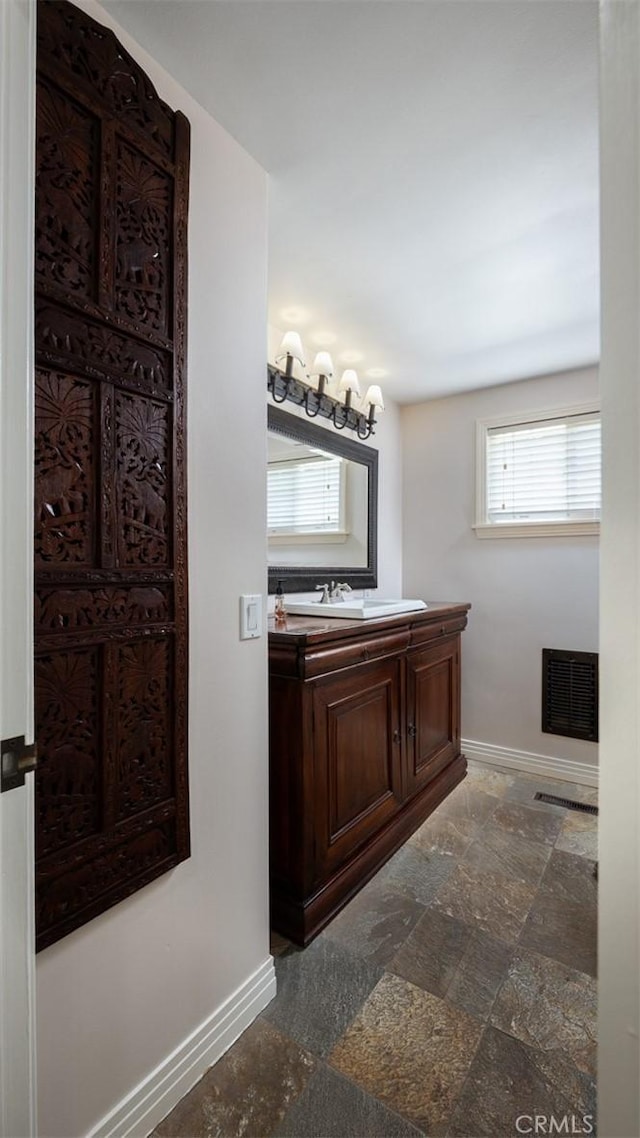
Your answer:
[332,405,350,430]
[332,390,352,431]
[356,410,376,440]
[304,386,322,417]
[271,365,293,403]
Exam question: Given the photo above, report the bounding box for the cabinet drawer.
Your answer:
[410,615,467,648]
[303,629,409,679]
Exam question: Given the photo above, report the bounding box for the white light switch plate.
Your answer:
[240,594,262,640]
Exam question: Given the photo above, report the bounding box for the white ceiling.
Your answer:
[103,0,599,404]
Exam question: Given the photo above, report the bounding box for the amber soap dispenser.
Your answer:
[274,580,287,627]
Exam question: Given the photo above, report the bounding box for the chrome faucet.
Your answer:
[331,581,352,602]
[315,581,353,603]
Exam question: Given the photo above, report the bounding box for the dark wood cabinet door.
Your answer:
[34,0,190,950]
[311,659,403,882]
[405,637,460,797]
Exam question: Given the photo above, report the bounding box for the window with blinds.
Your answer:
[475,404,601,538]
[267,454,346,535]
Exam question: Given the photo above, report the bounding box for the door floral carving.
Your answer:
[34,0,190,950]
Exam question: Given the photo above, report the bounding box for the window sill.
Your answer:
[268,531,348,545]
[473,521,600,539]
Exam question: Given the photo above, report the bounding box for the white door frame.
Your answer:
[0,1,37,1135]
[599,2,640,1133]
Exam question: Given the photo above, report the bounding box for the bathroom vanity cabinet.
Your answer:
[268,602,470,944]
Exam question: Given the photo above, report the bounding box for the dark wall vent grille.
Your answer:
[542,649,599,742]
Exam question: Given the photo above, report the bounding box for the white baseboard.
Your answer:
[87,956,277,1138]
[462,738,599,789]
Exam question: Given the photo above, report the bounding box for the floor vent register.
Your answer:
[534,792,598,816]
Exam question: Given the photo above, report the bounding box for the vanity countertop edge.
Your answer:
[268,600,471,643]
[268,601,471,680]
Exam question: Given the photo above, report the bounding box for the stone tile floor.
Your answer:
[154,764,598,1138]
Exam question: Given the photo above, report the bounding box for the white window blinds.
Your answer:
[486,412,601,524]
[267,455,344,534]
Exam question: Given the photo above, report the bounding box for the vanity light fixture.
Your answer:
[309,351,334,395]
[338,369,360,406]
[333,369,360,430]
[268,333,384,439]
[305,351,334,416]
[360,384,385,440]
[274,330,305,380]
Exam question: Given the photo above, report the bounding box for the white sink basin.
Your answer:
[284,598,428,621]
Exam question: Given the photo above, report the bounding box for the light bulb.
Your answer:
[338,369,361,397]
[363,384,384,412]
[310,351,334,378]
[277,330,305,365]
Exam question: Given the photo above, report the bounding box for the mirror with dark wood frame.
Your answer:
[267,404,378,593]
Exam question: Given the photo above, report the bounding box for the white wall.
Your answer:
[402,366,599,775]
[35,5,271,1136]
[267,325,403,600]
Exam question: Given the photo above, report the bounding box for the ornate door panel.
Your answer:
[34,0,190,950]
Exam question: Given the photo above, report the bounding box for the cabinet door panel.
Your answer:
[312,659,402,879]
[406,637,460,796]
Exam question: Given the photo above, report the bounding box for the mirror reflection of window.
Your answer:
[266,405,377,587]
[268,453,347,537]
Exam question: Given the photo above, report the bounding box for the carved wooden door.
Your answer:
[34,0,190,950]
